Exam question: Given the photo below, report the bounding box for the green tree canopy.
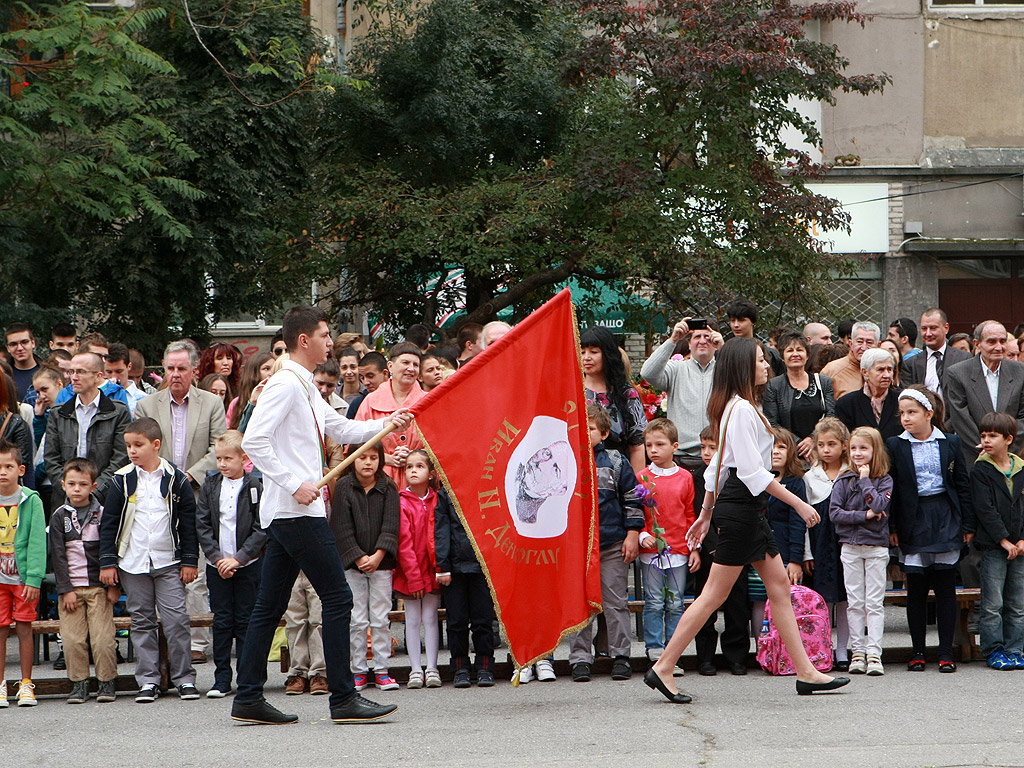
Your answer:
[307,0,888,337]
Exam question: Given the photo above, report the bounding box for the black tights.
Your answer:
[906,569,957,660]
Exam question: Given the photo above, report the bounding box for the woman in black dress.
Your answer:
[643,339,849,702]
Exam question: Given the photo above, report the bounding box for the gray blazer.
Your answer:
[763,373,835,438]
[134,386,226,481]
[944,356,1024,464]
[900,344,972,392]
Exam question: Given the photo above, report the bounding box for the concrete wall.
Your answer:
[924,19,1024,150]
[903,179,1024,239]
[822,2,925,166]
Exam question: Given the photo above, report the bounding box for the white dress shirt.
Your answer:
[704,396,776,496]
[242,359,385,528]
[75,394,99,458]
[120,465,177,574]
[983,361,1001,411]
[218,476,243,562]
[169,392,189,471]
[925,343,947,395]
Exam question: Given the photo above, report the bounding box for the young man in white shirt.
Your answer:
[233,306,412,726]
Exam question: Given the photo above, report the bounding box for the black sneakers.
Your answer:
[231,697,299,725]
[610,657,632,680]
[571,662,591,682]
[330,694,398,724]
[66,680,89,704]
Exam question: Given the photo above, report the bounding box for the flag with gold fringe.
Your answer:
[411,289,601,674]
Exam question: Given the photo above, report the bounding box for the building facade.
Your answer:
[815,0,1024,333]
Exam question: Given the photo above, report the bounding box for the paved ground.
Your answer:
[7,607,1023,768]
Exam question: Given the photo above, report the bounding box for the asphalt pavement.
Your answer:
[8,607,1023,768]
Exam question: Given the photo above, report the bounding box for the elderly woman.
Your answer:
[764,331,836,462]
[834,348,901,440]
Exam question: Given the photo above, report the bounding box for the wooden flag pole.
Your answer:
[314,422,399,490]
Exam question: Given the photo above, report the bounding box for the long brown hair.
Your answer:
[772,428,805,478]
[707,337,767,437]
[230,352,274,430]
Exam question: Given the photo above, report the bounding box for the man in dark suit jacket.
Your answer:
[900,308,972,397]
[944,321,1024,466]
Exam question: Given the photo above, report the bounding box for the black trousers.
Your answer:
[443,572,495,670]
[693,553,751,667]
[206,561,261,688]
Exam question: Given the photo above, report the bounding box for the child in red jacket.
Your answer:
[395,450,442,689]
[637,419,700,661]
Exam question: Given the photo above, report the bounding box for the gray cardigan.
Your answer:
[639,340,715,455]
[763,372,835,438]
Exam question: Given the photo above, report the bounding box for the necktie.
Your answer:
[934,349,944,382]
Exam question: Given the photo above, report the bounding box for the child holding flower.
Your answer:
[637,419,700,661]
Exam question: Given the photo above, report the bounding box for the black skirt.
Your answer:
[711,470,779,567]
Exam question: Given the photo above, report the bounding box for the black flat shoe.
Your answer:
[795,676,850,695]
[698,661,717,676]
[231,697,298,724]
[729,661,747,676]
[643,668,692,704]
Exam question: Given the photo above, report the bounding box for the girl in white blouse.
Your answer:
[644,338,849,703]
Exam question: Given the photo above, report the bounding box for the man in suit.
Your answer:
[941,320,1021,596]
[135,340,227,664]
[900,308,972,398]
[944,321,1024,466]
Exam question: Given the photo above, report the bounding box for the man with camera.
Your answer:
[639,317,718,471]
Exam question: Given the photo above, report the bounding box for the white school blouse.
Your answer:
[703,396,775,497]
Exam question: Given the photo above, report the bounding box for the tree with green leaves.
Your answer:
[1,0,199,335]
[2,0,324,354]
[307,0,888,337]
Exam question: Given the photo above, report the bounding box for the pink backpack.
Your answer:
[756,585,834,676]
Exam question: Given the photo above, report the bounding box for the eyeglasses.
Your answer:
[6,339,32,347]
[68,368,102,377]
[273,347,286,357]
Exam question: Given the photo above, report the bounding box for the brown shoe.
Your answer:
[191,650,207,664]
[309,674,329,695]
[285,675,308,695]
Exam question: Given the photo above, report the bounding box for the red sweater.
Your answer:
[393,488,439,596]
[637,467,696,557]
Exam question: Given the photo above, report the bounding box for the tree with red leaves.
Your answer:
[310,0,889,335]
[567,0,890,318]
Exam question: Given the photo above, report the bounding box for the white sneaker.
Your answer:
[425,668,442,688]
[0,679,7,708]
[866,655,884,676]
[516,665,535,684]
[535,659,556,681]
[848,653,867,675]
[407,669,425,689]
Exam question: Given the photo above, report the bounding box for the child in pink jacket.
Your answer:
[395,449,441,688]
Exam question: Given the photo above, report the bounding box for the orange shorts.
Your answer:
[0,582,39,624]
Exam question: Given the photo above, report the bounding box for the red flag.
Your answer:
[411,289,601,669]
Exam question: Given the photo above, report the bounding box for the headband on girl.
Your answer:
[898,388,933,412]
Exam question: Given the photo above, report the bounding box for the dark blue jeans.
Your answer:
[207,560,261,688]
[236,517,355,709]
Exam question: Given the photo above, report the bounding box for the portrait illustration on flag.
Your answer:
[411,289,602,669]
